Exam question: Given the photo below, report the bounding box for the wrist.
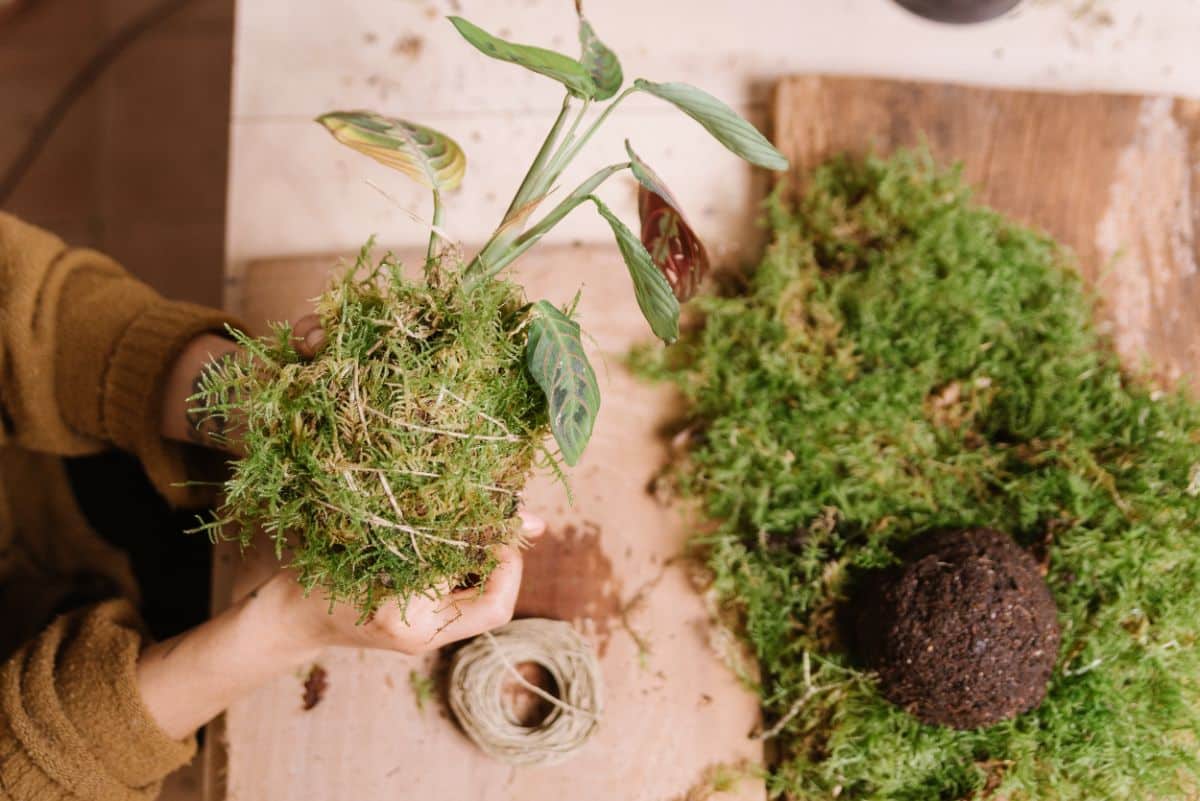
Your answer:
[236,572,327,667]
[136,576,318,739]
[161,333,242,450]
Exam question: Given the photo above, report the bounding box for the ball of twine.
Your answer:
[448,618,603,765]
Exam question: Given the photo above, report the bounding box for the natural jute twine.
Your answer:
[448,618,603,765]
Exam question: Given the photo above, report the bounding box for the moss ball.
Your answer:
[855,528,1061,729]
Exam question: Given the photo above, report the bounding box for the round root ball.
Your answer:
[855,528,1060,729]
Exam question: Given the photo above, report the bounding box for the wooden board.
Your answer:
[209,245,764,801]
[225,0,1200,315]
[775,75,1200,391]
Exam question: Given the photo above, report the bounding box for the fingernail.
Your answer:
[304,328,327,352]
[518,511,545,535]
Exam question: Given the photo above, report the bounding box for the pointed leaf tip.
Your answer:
[591,196,680,343]
[633,79,789,171]
[578,16,622,101]
[448,16,598,99]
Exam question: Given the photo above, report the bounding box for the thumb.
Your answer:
[291,314,326,359]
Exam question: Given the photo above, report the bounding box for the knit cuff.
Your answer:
[0,602,195,800]
[103,299,240,507]
[57,601,197,790]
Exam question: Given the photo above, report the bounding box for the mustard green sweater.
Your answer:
[0,212,237,800]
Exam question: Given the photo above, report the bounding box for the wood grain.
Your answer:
[210,245,764,801]
[224,0,1200,307]
[775,75,1200,391]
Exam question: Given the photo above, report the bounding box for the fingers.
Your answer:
[517,510,547,541]
[431,543,525,647]
[291,313,326,359]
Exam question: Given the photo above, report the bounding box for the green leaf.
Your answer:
[626,141,709,302]
[449,16,597,99]
[633,79,789,171]
[525,300,601,466]
[316,111,466,191]
[578,16,622,101]
[590,196,680,343]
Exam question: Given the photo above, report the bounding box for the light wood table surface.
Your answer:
[219,2,1200,798]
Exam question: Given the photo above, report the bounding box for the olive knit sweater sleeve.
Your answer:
[0,602,196,801]
[0,211,236,504]
[0,212,240,799]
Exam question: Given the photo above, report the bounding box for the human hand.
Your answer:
[265,510,544,657]
[290,313,327,359]
[136,511,545,739]
[163,313,326,451]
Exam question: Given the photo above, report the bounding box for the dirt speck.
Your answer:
[393,35,424,59]
[516,522,623,656]
[302,664,328,710]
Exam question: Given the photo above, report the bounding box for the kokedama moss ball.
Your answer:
[193,250,549,614]
[855,528,1061,729]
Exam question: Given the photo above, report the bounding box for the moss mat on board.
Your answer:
[633,152,1200,800]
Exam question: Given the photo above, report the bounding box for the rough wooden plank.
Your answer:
[0,0,234,307]
[775,75,1200,391]
[224,0,1200,308]
[214,245,765,801]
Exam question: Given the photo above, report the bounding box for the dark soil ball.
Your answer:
[854,528,1060,729]
[892,0,1022,24]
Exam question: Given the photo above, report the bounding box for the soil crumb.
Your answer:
[302,664,328,711]
[393,35,424,59]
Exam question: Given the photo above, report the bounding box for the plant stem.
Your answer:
[471,161,630,282]
[427,189,444,265]
[464,86,638,284]
[545,85,636,179]
[544,98,591,179]
[502,95,572,225]
[465,97,572,281]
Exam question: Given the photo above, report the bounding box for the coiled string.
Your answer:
[448,618,603,765]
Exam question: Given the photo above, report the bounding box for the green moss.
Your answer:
[634,152,1200,800]
[193,246,549,615]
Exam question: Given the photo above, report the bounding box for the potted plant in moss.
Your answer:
[193,6,789,615]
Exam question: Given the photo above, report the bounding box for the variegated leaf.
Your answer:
[577,12,622,101]
[626,140,709,302]
[633,79,789,171]
[316,111,466,191]
[525,300,600,466]
[449,16,597,99]
[591,196,680,343]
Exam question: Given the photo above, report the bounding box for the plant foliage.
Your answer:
[633,151,1200,800]
[525,300,601,467]
[201,9,787,613]
[195,250,546,613]
[316,112,466,192]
